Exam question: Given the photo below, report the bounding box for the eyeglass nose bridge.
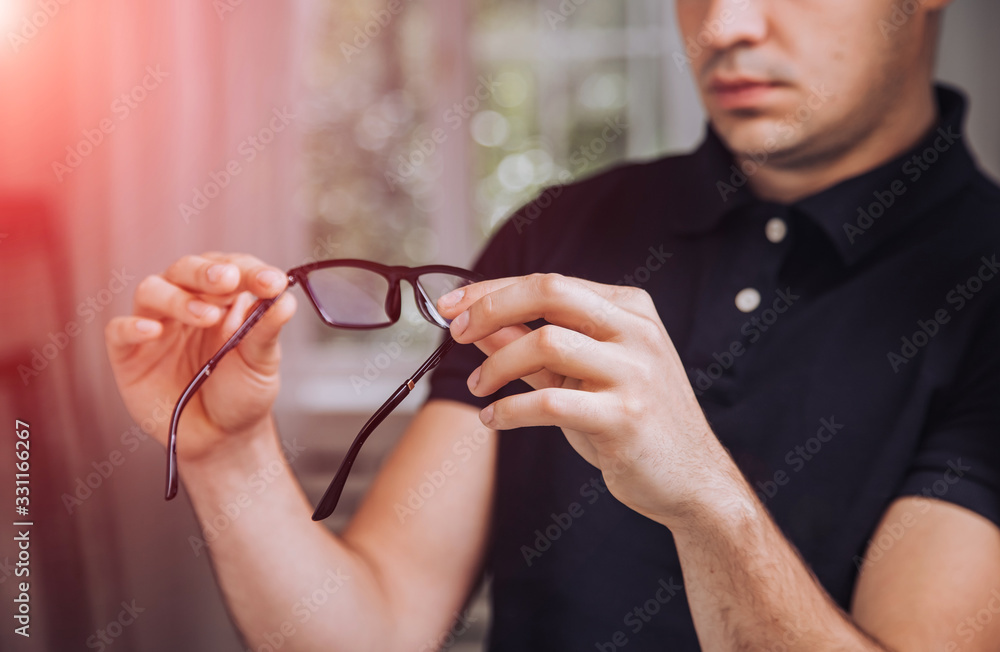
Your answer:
[383,277,403,324]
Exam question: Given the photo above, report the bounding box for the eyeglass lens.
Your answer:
[305,267,392,326]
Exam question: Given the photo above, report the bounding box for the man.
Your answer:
[107,0,1000,650]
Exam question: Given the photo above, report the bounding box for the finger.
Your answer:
[517,276,656,318]
[471,325,620,396]
[480,387,617,433]
[470,323,532,357]
[162,254,241,296]
[216,290,259,337]
[436,276,522,319]
[235,292,298,369]
[438,274,655,321]
[440,276,620,365]
[438,278,535,356]
[451,273,626,344]
[133,274,225,326]
[165,252,288,299]
[208,252,289,297]
[464,323,562,392]
[104,316,163,363]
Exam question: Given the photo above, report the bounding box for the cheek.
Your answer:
[788,4,898,87]
[674,1,709,64]
[801,32,892,116]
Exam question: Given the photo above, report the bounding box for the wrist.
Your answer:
[179,415,284,498]
[648,457,763,537]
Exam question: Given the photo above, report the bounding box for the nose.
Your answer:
[696,0,768,52]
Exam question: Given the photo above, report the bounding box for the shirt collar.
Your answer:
[667,84,979,266]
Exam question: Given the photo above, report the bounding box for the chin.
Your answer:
[711,115,793,158]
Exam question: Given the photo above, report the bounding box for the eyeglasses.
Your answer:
[165,259,482,521]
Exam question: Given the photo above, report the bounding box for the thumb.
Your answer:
[230,291,297,370]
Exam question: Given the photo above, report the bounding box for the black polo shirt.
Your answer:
[425,85,1000,651]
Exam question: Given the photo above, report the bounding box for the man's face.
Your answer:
[677,0,936,167]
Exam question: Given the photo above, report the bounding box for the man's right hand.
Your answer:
[104,252,297,462]
[103,252,497,652]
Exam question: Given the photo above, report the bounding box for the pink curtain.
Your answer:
[0,1,305,649]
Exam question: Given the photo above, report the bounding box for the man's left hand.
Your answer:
[436,273,745,527]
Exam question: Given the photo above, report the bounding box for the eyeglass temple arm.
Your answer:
[165,285,293,500]
[311,334,457,521]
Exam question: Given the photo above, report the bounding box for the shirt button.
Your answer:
[765,217,787,243]
[735,287,761,313]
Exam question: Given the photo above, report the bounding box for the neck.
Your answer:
[740,84,939,204]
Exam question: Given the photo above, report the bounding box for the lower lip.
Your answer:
[710,83,783,110]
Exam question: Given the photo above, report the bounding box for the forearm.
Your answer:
[180,416,391,652]
[660,465,888,652]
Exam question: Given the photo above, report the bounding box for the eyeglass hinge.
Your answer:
[406,380,415,391]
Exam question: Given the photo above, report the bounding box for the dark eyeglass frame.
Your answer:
[165,258,482,521]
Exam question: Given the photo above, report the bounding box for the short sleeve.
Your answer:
[894,300,1000,528]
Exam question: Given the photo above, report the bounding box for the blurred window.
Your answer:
[293,0,690,408]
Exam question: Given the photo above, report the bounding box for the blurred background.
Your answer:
[0,0,997,649]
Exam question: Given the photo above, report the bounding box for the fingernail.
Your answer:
[438,288,464,309]
[480,404,494,426]
[468,366,481,392]
[257,269,283,289]
[188,300,217,319]
[451,310,469,337]
[135,319,158,333]
[206,264,226,283]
